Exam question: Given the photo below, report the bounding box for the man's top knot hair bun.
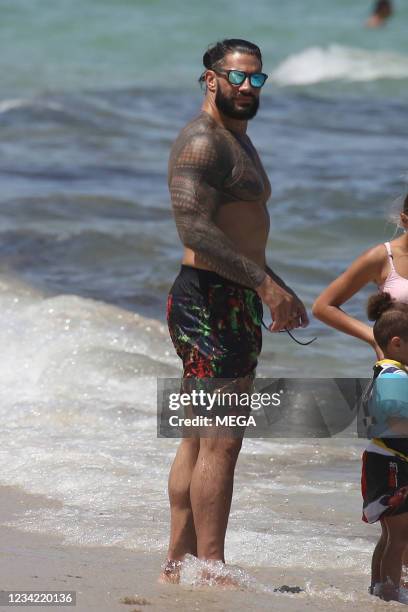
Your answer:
[367,292,394,321]
[202,50,213,70]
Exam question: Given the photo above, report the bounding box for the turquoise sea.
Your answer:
[2,0,408,95]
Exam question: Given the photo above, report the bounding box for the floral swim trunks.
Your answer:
[167,265,263,380]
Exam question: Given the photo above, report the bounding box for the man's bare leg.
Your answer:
[190,434,243,563]
[159,437,200,583]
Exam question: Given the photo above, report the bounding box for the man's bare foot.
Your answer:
[201,571,241,588]
[158,559,182,584]
[199,562,241,589]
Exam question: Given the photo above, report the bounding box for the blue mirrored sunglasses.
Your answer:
[214,69,268,89]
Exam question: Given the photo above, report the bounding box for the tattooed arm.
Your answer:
[265,265,294,295]
[169,131,267,288]
[265,265,309,328]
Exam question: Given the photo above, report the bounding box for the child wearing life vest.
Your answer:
[361,292,408,601]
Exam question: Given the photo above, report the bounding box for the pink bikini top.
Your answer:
[378,242,408,303]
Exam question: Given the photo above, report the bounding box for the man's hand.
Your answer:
[256,275,309,332]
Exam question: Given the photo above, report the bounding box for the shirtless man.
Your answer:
[161,39,308,583]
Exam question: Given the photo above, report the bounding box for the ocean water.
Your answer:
[2,0,408,605]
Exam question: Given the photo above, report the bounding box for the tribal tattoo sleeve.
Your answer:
[168,128,267,289]
[265,264,294,296]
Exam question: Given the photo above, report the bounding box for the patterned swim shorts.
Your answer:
[362,449,408,523]
[167,265,263,380]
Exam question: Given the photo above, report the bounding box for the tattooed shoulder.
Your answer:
[168,113,233,188]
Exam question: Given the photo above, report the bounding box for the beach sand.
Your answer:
[0,485,392,612]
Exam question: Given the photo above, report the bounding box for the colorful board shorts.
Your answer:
[361,449,408,523]
[167,265,263,381]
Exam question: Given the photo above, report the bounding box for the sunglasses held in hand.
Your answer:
[261,319,317,346]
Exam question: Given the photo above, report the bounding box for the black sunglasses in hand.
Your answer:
[261,318,317,346]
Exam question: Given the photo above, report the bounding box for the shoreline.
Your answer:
[0,485,381,611]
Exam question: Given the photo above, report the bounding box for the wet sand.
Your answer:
[0,485,392,612]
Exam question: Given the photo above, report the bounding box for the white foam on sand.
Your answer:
[272,45,408,86]
[177,555,364,603]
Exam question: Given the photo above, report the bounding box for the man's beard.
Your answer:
[215,88,259,120]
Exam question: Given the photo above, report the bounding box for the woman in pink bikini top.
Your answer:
[313,194,408,359]
[379,241,408,302]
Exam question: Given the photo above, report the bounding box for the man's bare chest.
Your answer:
[222,134,271,203]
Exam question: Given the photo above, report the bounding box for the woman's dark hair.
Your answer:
[199,39,262,85]
[367,292,408,350]
[404,193,408,214]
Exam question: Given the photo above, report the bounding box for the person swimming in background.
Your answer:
[313,193,408,360]
[366,0,393,28]
[361,293,408,601]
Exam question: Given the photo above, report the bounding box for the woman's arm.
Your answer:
[312,245,386,355]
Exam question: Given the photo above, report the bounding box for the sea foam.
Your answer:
[272,45,408,85]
